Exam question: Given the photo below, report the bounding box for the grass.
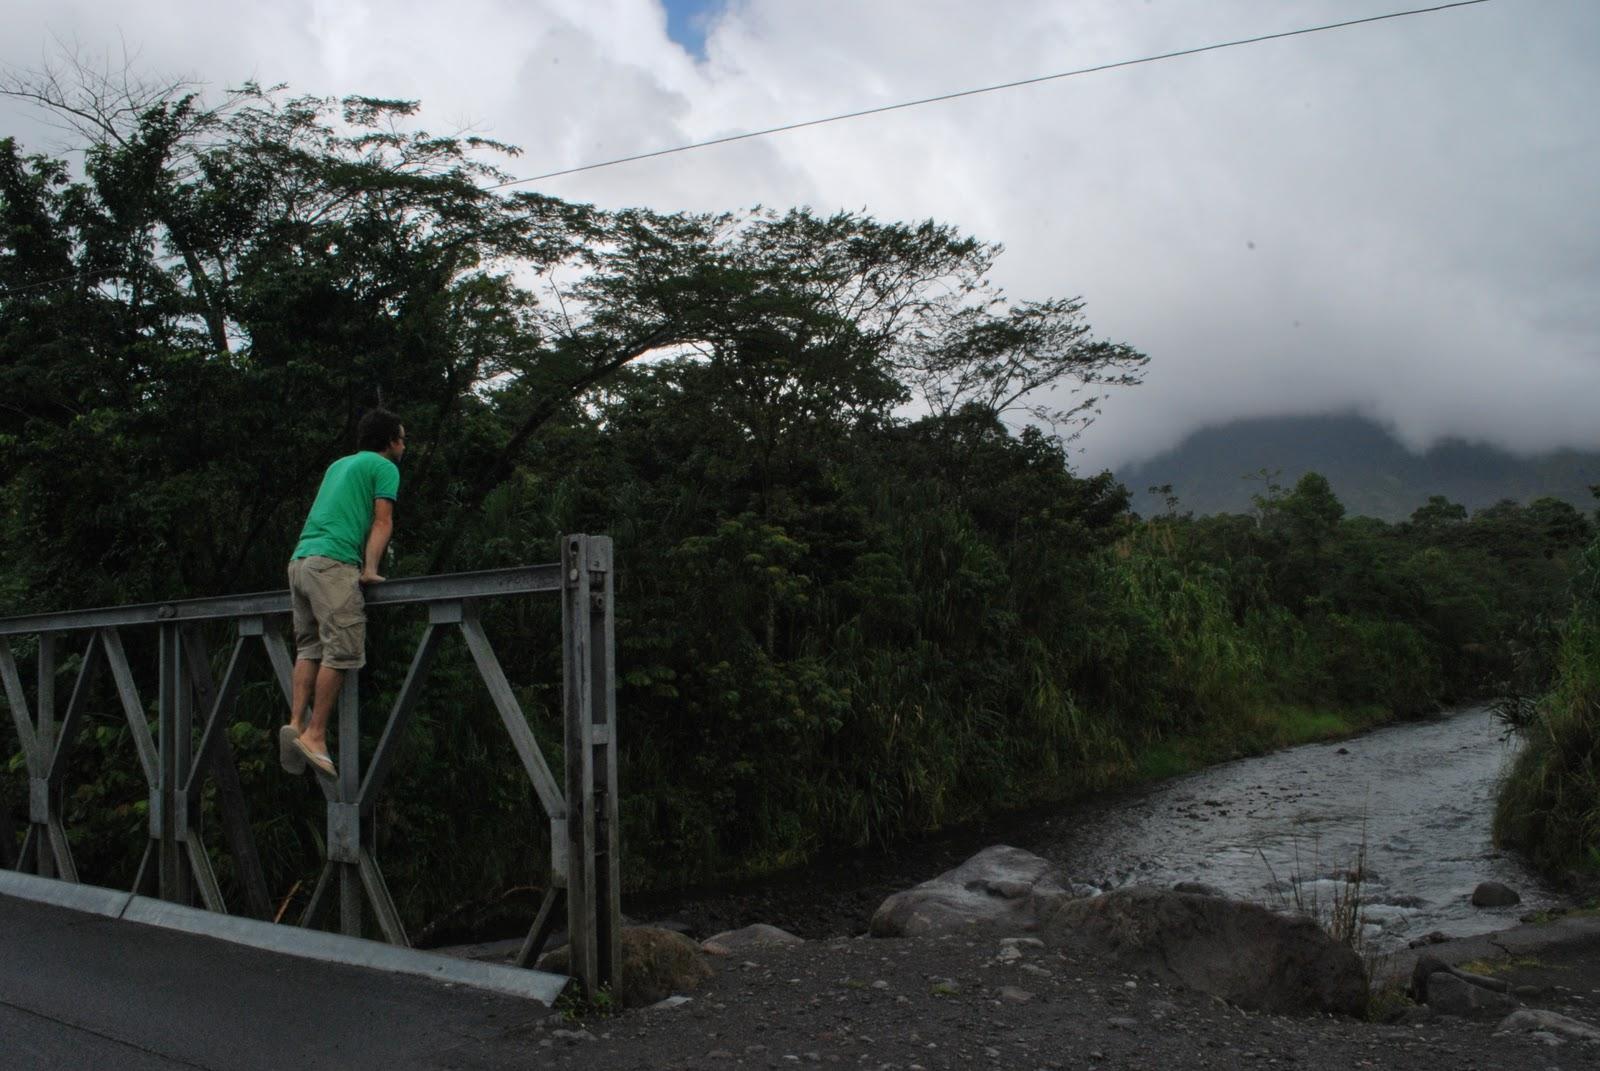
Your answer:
[1258,831,1370,953]
[1457,955,1547,976]
[1243,703,1390,751]
[1134,742,1198,781]
[1365,980,1415,1023]
[1493,612,1600,877]
[1256,826,1385,1016]
[1276,706,1368,744]
[554,981,619,1021]
[1127,702,1393,789]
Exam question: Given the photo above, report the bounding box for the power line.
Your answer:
[0,268,97,299]
[486,0,1493,191]
[0,1,1493,302]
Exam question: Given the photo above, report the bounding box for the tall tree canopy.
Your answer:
[0,76,1146,609]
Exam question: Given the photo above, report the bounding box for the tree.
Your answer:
[3,67,1148,600]
[1,77,587,603]
[1410,495,1467,529]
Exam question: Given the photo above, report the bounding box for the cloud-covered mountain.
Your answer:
[1116,413,1600,521]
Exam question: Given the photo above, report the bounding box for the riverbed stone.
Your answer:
[1452,967,1509,993]
[1498,1007,1600,1043]
[869,845,1074,938]
[1471,881,1521,907]
[1409,955,1448,1001]
[539,926,713,1007]
[1411,955,1512,1003]
[1425,972,1517,1018]
[1172,881,1226,898]
[1041,886,1368,1017]
[702,923,805,955]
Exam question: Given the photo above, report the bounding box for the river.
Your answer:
[634,704,1561,956]
[1027,703,1561,953]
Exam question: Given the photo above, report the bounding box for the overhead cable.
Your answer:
[0,1,1493,300]
[485,0,1492,191]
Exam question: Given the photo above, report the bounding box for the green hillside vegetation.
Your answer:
[1495,530,1600,879]
[1118,414,1600,521]
[2,83,1592,931]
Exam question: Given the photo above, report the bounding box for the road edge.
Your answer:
[0,870,569,1004]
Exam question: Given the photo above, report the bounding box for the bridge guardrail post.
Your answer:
[156,622,194,905]
[561,534,621,998]
[338,671,362,937]
[36,635,56,880]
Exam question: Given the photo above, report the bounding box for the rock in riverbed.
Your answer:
[1425,972,1517,1018]
[869,845,1079,938]
[1172,880,1227,898]
[701,923,804,954]
[1470,881,1521,907]
[1410,954,1509,1000]
[872,848,1369,1015]
[1411,955,1520,1019]
[1043,886,1369,1017]
[540,926,713,1007]
[1497,1007,1600,1043]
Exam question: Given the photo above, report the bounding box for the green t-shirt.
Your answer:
[291,451,400,565]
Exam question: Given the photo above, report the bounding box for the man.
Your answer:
[282,408,405,778]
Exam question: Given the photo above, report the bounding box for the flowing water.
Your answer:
[1029,704,1561,953]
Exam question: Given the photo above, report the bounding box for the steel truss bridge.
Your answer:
[0,534,621,999]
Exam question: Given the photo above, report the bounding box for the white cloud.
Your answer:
[3,0,1596,470]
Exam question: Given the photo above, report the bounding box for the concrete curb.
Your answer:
[0,871,569,1005]
[0,869,134,918]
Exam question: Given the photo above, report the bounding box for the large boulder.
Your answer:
[539,926,713,1007]
[870,845,1075,938]
[1423,972,1516,1019]
[1041,887,1368,1017]
[1469,881,1520,908]
[1410,954,1509,1002]
[702,923,805,955]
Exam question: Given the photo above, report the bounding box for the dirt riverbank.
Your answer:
[521,912,1600,1070]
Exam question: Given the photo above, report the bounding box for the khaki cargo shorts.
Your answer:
[287,556,366,670]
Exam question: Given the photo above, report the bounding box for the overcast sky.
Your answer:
[2,0,1595,471]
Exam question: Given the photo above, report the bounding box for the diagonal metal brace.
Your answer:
[357,623,445,814]
[459,615,565,819]
[0,640,43,774]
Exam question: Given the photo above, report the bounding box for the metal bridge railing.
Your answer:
[0,534,621,996]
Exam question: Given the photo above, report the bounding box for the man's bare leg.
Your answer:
[289,658,318,733]
[298,663,345,756]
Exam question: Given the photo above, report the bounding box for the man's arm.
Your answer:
[362,498,395,583]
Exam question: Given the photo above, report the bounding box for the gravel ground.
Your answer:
[519,924,1600,1070]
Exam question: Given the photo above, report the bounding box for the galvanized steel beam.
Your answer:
[561,534,621,998]
[179,626,272,918]
[357,623,444,816]
[461,614,565,818]
[36,635,56,880]
[0,565,563,636]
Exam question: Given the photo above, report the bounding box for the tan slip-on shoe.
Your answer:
[279,725,307,775]
[293,735,337,779]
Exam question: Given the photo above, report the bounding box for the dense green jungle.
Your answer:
[2,84,1596,936]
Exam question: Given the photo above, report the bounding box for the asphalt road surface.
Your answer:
[0,895,552,1070]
